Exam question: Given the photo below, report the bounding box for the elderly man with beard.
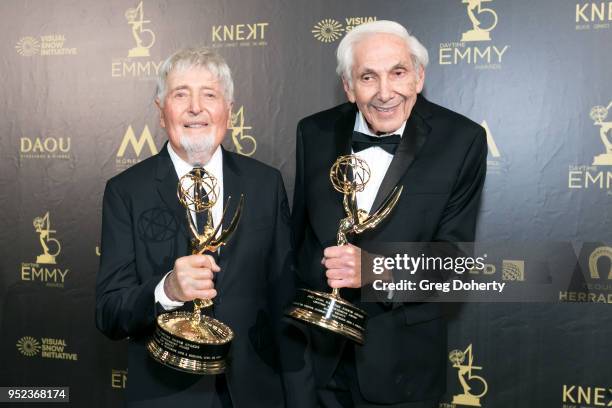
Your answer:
[96,47,306,408]
[292,21,487,407]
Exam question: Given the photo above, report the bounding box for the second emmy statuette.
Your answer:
[147,167,243,374]
[287,155,402,344]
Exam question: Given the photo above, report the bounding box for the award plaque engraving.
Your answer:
[147,167,243,374]
[287,155,402,344]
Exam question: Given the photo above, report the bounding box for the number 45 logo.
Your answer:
[230,106,257,156]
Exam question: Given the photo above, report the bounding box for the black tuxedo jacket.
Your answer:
[292,95,487,404]
[96,145,298,407]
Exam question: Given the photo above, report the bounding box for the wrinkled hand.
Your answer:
[322,244,362,289]
[164,254,220,302]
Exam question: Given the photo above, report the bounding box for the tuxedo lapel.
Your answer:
[154,143,191,247]
[370,96,431,212]
[215,147,243,290]
[310,104,356,247]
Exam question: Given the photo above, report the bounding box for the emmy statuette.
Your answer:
[287,155,403,344]
[147,167,243,374]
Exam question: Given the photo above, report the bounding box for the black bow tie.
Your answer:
[352,131,401,154]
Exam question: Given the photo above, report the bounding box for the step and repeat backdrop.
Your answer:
[0,0,610,407]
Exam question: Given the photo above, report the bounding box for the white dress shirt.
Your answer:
[353,111,406,213]
[154,143,224,310]
[353,112,406,300]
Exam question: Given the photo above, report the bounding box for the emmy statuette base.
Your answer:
[287,288,367,345]
[146,311,233,375]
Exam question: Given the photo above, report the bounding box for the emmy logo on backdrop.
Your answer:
[230,106,257,157]
[461,0,498,42]
[449,344,489,407]
[590,102,612,165]
[147,167,244,374]
[287,155,403,344]
[34,212,61,265]
[125,1,156,57]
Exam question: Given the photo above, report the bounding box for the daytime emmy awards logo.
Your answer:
[33,212,61,264]
[439,0,509,68]
[230,106,257,156]
[568,101,612,193]
[448,344,488,407]
[590,102,612,165]
[111,1,162,78]
[21,212,70,288]
[126,1,155,57]
[461,0,498,41]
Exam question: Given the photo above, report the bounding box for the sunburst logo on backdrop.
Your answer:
[15,36,40,56]
[312,19,344,43]
[16,336,41,357]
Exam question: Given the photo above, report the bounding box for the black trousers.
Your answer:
[212,375,233,408]
[317,344,439,408]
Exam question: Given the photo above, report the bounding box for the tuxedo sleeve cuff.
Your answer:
[154,271,185,311]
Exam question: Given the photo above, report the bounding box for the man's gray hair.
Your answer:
[336,20,429,87]
[156,47,234,105]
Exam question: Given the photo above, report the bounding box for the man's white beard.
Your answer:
[180,134,216,166]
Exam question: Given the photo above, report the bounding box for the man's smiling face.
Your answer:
[157,66,232,165]
[343,33,424,134]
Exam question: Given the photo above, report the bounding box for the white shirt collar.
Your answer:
[166,142,223,180]
[354,111,407,138]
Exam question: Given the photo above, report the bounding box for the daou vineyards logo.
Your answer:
[439,0,509,69]
[111,1,163,79]
[568,101,612,194]
[575,1,612,31]
[21,212,70,288]
[116,125,158,170]
[15,34,77,57]
[211,21,269,48]
[311,16,377,43]
[20,134,71,160]
[16,336,78,361]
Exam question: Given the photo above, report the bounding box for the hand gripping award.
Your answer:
[287,155,402,344]
[147,166,243,374]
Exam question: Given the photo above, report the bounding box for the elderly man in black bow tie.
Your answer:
[292,20,487,408]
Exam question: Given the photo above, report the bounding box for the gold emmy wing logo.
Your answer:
[15,36,40,56]
[125,1,155,57]
[230,106,257,156]
[590,102,612,165]
[17,336,41,357]
[117,125,157,158]
[449,344,488,407]
[33,212,61,265]
[461,0,499,42]
[312,19,345,43]
[589,246,612,280]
